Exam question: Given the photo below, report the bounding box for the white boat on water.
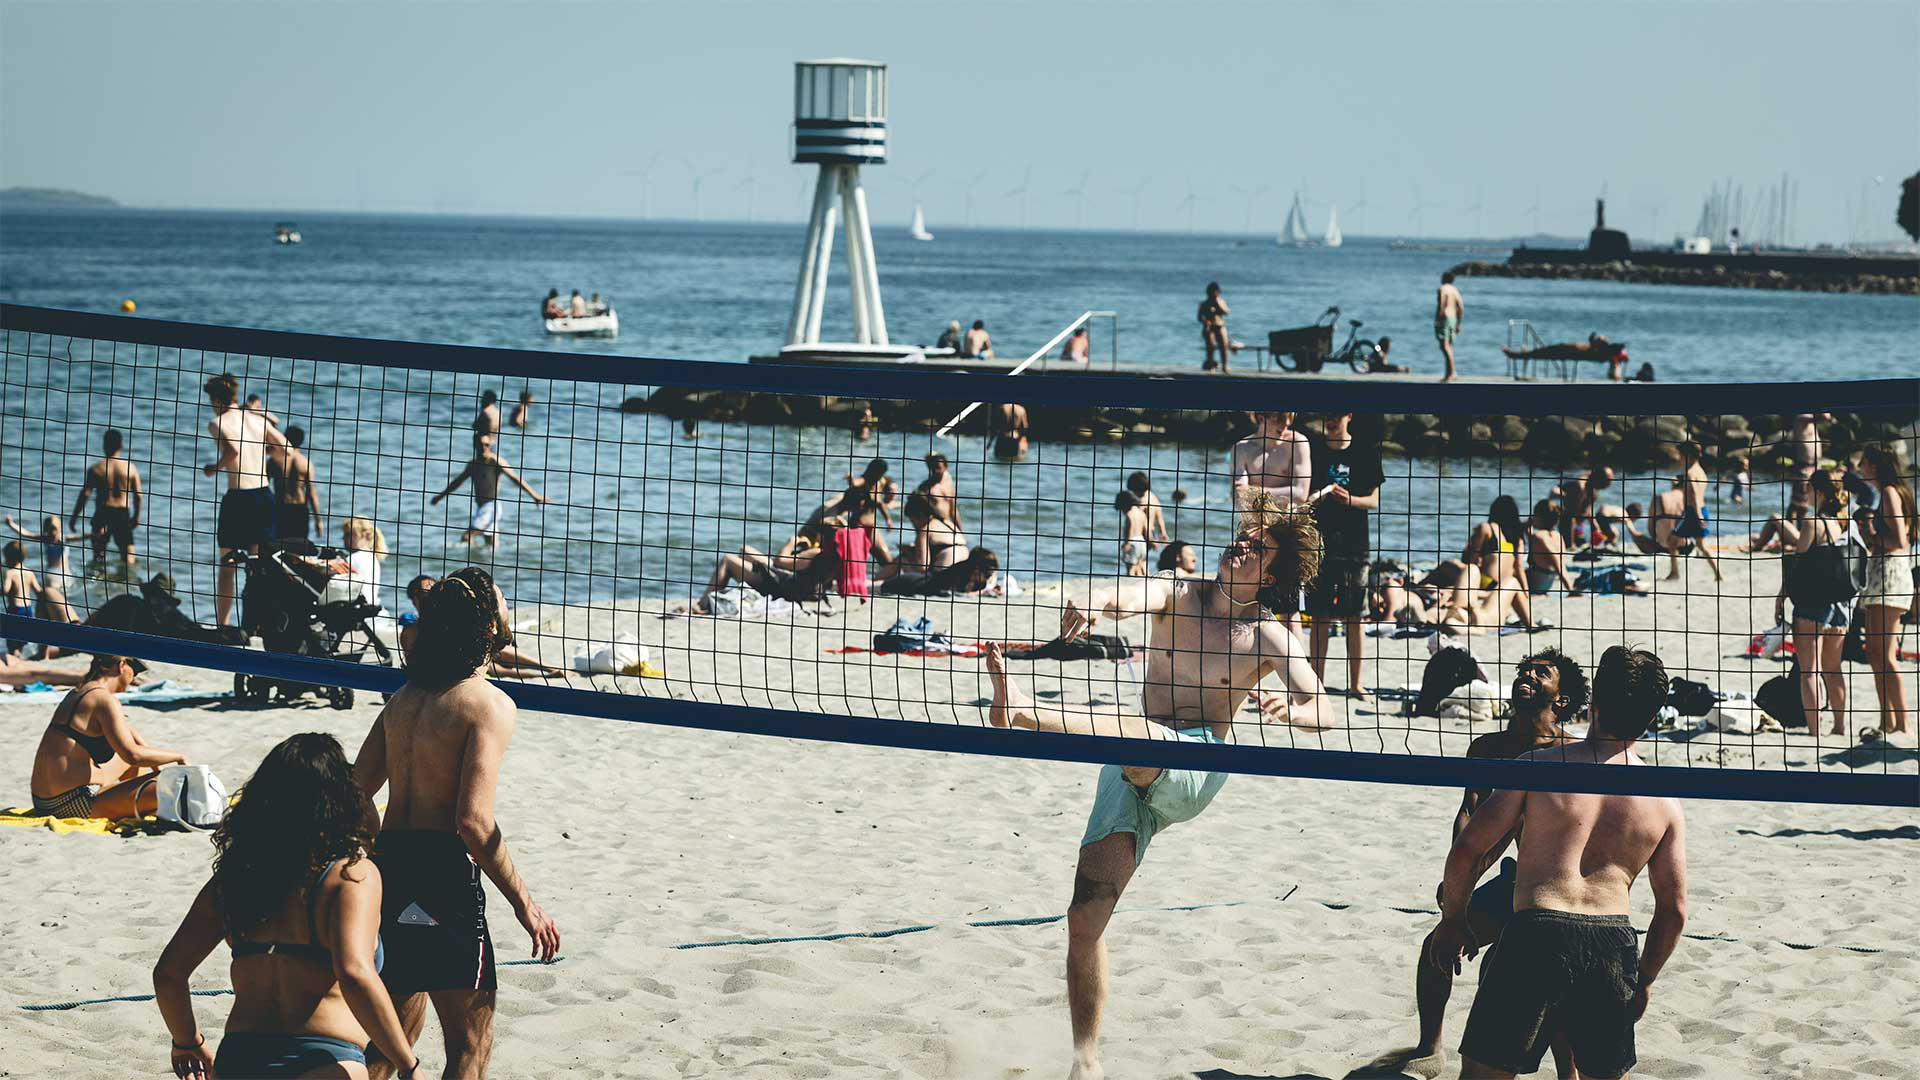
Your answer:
[545,310,619,336]
[1277,194,1314,247]
[909,203,933,241]
[1324,206,1343,248]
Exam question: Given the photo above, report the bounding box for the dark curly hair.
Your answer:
[211,733,377,938]
[407,566,506,688]
[1521,647,1589,722]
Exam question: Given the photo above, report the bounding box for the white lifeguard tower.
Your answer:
[784,59,909,356]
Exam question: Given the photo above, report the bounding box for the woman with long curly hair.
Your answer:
[1857,444,1916,740]
[154,733,419,1079]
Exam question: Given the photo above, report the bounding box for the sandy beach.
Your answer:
[2,549,1915,1079]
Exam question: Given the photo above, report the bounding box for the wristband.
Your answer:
[172,1034,205,1051]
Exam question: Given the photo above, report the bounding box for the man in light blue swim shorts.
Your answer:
[982,502,1331,1079]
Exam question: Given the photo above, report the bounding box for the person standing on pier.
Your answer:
[1199,281,1231,371]
[1434,271,1464,382]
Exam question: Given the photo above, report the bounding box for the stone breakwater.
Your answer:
[627,388,1915,472]
[1450,258,1919,295]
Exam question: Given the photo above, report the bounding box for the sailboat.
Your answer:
[1324,206,1343,248]
[1277,193,1313,246]
[909,203,934,241]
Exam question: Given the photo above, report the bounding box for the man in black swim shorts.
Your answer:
[203,374,288,626]
[71,428,143,568]
[1430,646,1689,1079]
[355,568,560,1078]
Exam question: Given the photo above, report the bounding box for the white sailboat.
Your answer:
[909,203,933,241]
[1323,206,1343,248]
[1278,193,1313,246]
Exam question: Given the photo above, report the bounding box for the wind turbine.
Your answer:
[1061,171,1090,229]
[1116,178,1152,230]
[1228,183,1271,232]
[1175,176,1209,234]
[736,172,758,224]
[1525,187,1542,235]
[963,170,989,228]
[1464,190,1485,241]
[683,159,722,222]
[620,153,665,219]
[1003,167,1032,229]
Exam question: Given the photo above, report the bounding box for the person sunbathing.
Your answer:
[878,546,999,596]
[28,653,188,819]
[693,543,843,612]
[874,493,967,584]
[1503,333,1629,381]
[399,575,563,678]
[1,652,89,687]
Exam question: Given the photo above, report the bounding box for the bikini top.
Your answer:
[48,688,115,765]
[230,859,385,971]
[43,539,64,565]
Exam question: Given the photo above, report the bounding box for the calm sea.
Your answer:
[1,209,1910,615]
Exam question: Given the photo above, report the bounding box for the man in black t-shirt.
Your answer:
[1306,412,1386,701]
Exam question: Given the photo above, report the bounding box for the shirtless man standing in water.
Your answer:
[355,568,560,1079]
[71,428,143,569]
[203,374,288,626]
[982,504,1330,1079]
[1429,646,1687,1080]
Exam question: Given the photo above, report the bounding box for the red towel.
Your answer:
[834,527,870,598]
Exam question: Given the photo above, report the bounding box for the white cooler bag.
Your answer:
[147,764,230,830]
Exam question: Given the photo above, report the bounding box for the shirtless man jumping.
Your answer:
[982,502,1330,1079]
[1428,646,1687,1079]
[355,567,561,1079]
[71,428,143,569]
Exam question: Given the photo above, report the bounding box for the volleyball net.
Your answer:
[3,304,1915,807]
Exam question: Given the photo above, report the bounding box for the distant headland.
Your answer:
[0,187,121,209]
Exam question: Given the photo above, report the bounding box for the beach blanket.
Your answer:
[0,807,167,837]
[0,680,225,706]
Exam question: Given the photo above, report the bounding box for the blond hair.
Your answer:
[342,516,388,558]
[1238,490,1323,595]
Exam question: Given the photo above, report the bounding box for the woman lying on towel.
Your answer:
[693,542,845,614]
[27,653,189,819]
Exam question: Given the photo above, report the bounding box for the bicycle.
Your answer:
[1274,306,1381,373]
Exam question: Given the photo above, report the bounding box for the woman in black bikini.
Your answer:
[156,733,420,1079]
[27,653,185,819]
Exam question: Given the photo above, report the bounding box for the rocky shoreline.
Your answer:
[1449,258,1919,295]
[626,388,1915,473]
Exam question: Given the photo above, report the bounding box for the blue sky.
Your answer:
[3,1,1915,242]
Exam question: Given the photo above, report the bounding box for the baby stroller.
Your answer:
[229,538,393,708]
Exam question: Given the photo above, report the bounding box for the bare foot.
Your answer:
[984,642,1032,729]
[1068,1051,1105,1080]
[1349,687,1373,703]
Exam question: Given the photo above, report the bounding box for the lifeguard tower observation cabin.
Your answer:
[783,59,911,358]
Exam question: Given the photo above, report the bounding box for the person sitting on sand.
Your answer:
[399,575,563,679]
[1524,501,1580,596]
[353,568,562,1078]
[1428,646,1687,1080]
[1368,334,1409,373]
[876,493,966,583]
[1155,540,1199,578]
[1116,491,1149,577]
[431,432,548,548]
[978,499,1327,1080]
[1502,333,1629,381]
[28,653,185,819]
[1551,466,1615,548]
[1396,650,1585,1079]
[154,733,421,1080]
[695,538,845,612]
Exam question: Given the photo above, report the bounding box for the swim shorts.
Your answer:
[1081,726,1227,864]
[92,505,135,551]
[375,830,497,994]
[31,784,100,818]
[469,499,502,536]
[1526,565,1557,595]
[1434,316,1459,345]
[215,1033,367,1078]
[273,502,311,541]
[994,434,1025,460]
[1120,540,1146,569]
[5,603,31,653]
[1460,908,1640,1079]
[217,486,277,550]
[1305,556,1366,617]
[1673,506,1709,540]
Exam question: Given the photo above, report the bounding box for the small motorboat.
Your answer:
[274,222,302,244]
[544,309,619,336]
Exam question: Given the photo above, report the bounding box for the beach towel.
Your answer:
[833,527,871,599]
[1004,635,1133,662]
[0,681,226,706]
[874,616,961,654]
[1573,565,1640,595]
[0,806,165,837]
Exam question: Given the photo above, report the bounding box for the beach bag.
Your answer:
[1754,666,1806,730]
[1843,606,1869,665]
[149,764,230,830]
[1787,540,1865,609]
[1745,623,1790,660]
[1667,678,1719,717]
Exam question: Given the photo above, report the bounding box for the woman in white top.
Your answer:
[1856,445,1915,741]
